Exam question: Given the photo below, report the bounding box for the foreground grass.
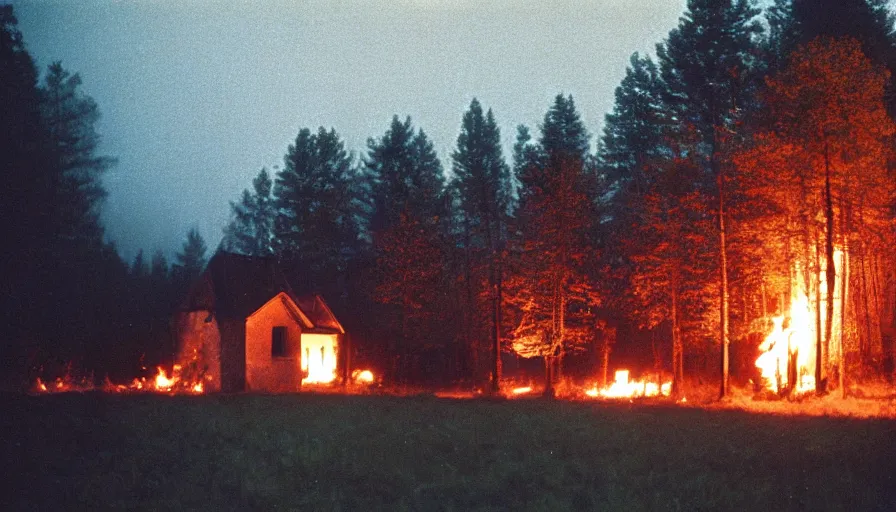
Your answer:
[2,393,895,511]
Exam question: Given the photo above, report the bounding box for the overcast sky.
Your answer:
[12,0,686,262]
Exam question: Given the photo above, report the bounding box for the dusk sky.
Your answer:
[12,0,686,262]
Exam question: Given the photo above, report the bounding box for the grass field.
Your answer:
[2,393,895,511]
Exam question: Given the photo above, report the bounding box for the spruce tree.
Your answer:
[274,127,361,295]
[365,116,448,383]
[39,61,114,246]
[222,167,275,256]
[0,5,46,345]
[174,228,208,288]
[452,98,512,392]
[509,94,600,396]
[657,0,764,398]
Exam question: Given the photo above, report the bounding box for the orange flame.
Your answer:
[755,249,844,394]
[301,334,339,385]
[352,369,375,384]
[34,364,207,395]
[585,370,671,399]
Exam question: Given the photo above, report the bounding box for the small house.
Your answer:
[175,250,345,392]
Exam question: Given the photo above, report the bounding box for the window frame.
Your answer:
[271,326,288,358]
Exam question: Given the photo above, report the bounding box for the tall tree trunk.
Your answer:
[672,284,684,398]
[815,234,824,394]
[486,217,502,395]
[870,254,884,358]
[860,243,872,366]
[822,137,835,395]
[543,333,554,398]
[840,240,848,398]
[462,217,477,384]
[491,262,503,394]
[718,161,731,399]
[601,333,611,388]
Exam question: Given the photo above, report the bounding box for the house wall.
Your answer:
[245,297,303,392]
[219,318,247,392]
[174,311,222,392]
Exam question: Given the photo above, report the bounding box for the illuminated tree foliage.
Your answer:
[222,167,275,256]
[508,94,601,396]
[736,37,896,386]
[627,155,717,397]
[657,0,764,397]
[598,53,671,322]
[767,1,896,107]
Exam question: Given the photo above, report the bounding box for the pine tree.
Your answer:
[130,249,148,278]
[0,5,47,344]
[628,155,716,397]
[222,167,275,256]
[2,7,126,376]
[600,53,668,201]
[365,116,448,383]
[657,0,764,398]
[509,94,600,396]
[274,127,361,295]
[366,116,445,234]
[39,62,114,246]
[452,98,512,392]
[598,53,672,323]
[173,228,208,289]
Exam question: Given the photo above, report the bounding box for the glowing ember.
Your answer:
[585,369,671,399]
[511,386,533,395]
[755,249,843,394]
[352,369,375,384]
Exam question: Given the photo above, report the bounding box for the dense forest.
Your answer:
[2,1,894,397]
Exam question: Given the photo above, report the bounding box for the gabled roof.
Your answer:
[294,295,345,334]
[248,291,314,329]
[180,251,341,332]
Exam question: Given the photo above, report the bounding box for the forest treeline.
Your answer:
[2,1,895,394]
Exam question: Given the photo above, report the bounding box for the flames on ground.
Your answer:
[352,369,375,384]
[503,370,672,399]
[754,249,844,395]
[34,364,207,395]
[585,370,672,399]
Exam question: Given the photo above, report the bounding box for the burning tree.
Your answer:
[736,37,895,394]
